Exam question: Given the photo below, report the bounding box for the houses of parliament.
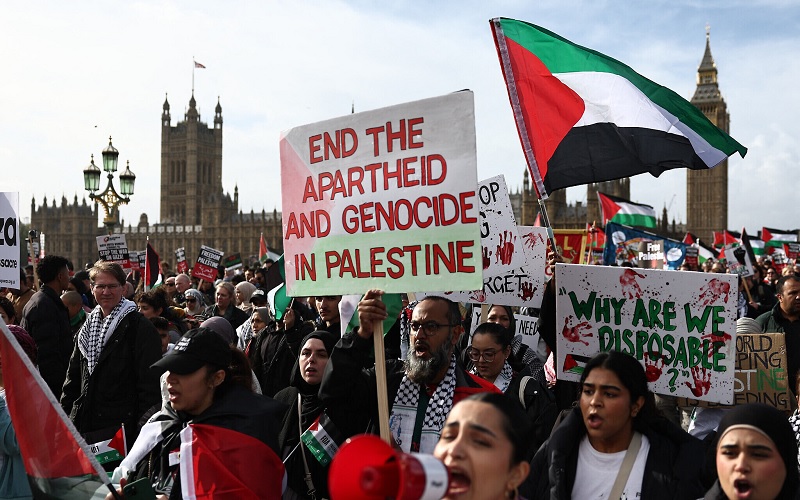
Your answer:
[31,33,731,269]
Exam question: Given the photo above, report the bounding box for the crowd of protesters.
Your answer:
[0,249,799,499]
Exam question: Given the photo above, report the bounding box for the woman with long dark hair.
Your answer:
[529,351,706,499]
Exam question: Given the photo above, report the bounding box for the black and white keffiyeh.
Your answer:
[78,298,137,374]
[512,334,547,385]
[471,360,514,392]
[389,355,457,454]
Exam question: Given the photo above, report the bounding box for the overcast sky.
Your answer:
[2,0,797,235]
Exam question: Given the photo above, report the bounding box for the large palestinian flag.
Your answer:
[0,321,113,499]
[490,18,747,198]
[597,192,656,228]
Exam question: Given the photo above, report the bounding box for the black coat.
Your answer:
[529,407,706,500]
[20,285,72,399]
[252,321,313,397]
[60,310,162,445]
[130,384,287,499]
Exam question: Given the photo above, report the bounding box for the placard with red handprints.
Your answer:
[555,263,736,404]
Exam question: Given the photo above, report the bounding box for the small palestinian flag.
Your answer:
[598,192,656,228]
[300,413,344,466]
[340,293,404,338]
[490,18,746,199]
[145,240,162,288]
[562,353,591,375]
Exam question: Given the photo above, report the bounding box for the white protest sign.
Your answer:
[443,177,545,307]
[96,234,130,268]
[556,264,737,404]
[515,313,541,351]
[0,193,19,289]
[280,91,481,296]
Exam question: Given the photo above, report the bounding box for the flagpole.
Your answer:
[536,197,560,258]
[145,236,150,292]
[192,58,195,93]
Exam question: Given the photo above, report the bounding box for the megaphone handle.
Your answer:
[373,309,392,443]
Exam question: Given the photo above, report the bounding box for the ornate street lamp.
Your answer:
[83,137,136,234]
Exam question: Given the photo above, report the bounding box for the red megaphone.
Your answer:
[328,435,450,500]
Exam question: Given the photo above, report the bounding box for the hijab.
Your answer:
[715,403,798,500]
[290,330,339,429]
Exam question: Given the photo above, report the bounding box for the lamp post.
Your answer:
[83,137,136,234]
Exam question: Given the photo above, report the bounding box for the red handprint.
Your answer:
[701,331,732,344]
[518,281,537,301]
[643,352,664,383]
[469,290,486,303]
[495,231,516,265]
[561,316,593,346]
[701,331,732,360]
[697,278,731,306]
[684,367,712,397]
[482,246,492,270]
[523,231,545,249]
[619,269,647,299]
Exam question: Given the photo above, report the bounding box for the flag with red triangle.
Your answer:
[713,230,740,248]
[145,240,162,288]
[179,423,284,499]
[259,233,268,263]
[0,321,114,498]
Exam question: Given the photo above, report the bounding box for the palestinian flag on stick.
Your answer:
[713,230,740,249]
[597,192,656,228]
[0,322,114,498]
[300,412,344,466]
[259,233,268,263]
[144,239,162,289]
[490,18,747,199]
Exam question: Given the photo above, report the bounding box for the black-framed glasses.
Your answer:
[468,348,498,363]
[165,282,176,287]
[185,298,197,303]
[409,321,459,337]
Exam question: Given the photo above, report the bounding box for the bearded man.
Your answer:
[319,290,499,453]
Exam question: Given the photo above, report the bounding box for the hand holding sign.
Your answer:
[356,289,388,339]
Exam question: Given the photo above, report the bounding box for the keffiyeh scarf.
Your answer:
[390,355,457,454]
[471,361,514,392]
[78,298,137,374]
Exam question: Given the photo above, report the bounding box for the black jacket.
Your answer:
[130,384,287,499]
[505,373,558,459]
[60,310,162,445]
[252,321,313,397]
[20,285,72,399]
[203,304,249,330]
[318,332,500,442]
[529,407,706,500]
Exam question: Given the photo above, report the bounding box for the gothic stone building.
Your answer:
[31,94,283,270]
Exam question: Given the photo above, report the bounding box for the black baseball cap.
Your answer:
[250,289,268,304]
[151,327,231,375]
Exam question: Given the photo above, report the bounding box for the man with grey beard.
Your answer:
[319,290,499,453]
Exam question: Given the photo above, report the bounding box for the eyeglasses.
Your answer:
[185,298,197,303]
[92,284,121,291]
[409,321,459,337]
[165,282,176,287]
[468,348,499,363]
